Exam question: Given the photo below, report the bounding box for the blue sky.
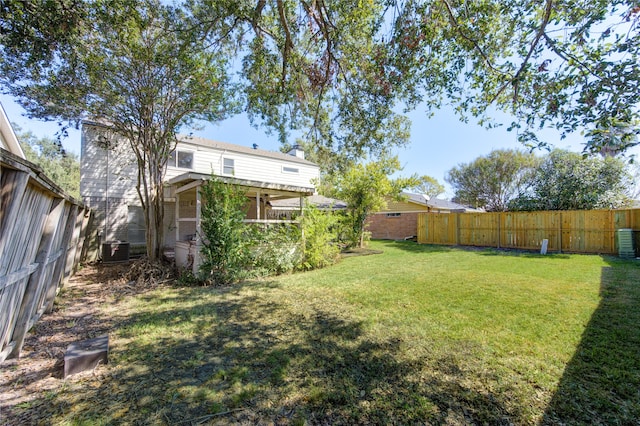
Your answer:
[2,93,636,198]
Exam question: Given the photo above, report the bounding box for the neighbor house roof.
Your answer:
[401,192,482,212]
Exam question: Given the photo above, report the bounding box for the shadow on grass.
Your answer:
[378,239,576,260]
[476,249,573,260]
[542,257,640,424]
[7,278,526,425]
[374,239,455,254]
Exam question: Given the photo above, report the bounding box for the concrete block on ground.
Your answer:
[64,335,109,378]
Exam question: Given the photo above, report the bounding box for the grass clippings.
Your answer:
[1,241,639,425]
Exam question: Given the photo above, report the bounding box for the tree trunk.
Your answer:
[144,175,165,261]
[139,150,166,262]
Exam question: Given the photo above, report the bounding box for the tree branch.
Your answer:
[276,0,295,89]
[542,32,601,81]
[440,0,508,77]
[489,0,554,105]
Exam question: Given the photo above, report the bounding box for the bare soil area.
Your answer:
[0,262,167,425]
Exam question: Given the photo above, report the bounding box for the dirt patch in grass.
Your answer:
[0,262,170,425]
[340,247,384,257]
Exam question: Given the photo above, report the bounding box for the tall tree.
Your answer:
[408,175,445,199]
[1,0,414,258]
[445,149,538,211]
[17,128,80,198]
[1,0,235,260]
[326,155,417,248]
[509,149,632,211]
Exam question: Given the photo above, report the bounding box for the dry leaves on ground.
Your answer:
[0,259,174,424]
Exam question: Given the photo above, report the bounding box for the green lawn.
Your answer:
[12,241,640,424]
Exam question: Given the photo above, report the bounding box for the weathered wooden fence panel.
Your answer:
[0,149,94,362]
[417,209,640,255]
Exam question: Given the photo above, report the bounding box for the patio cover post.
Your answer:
[175,191,180,245]
[196,186,202,242]
[256,189,261,221]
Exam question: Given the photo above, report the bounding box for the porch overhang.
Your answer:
[167,172,315,199]
[169,172,311,274]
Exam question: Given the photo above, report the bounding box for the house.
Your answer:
[0,103,25,159]
[80,122,320,270]
[366,192,481,240]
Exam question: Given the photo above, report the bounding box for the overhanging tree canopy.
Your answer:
[3,1,639,160]
[383,0,640,155]
[2,0,236,260]
[188,0,412,167]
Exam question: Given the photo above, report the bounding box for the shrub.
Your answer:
[198,177,249,285]
[299,204,341,270]
[196,177,341,284]
[245,223,302,277]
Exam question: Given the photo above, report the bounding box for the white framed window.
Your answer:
[223,158,235,175]
[386,212,401,218]
[282,166,299,174]
[168,150,194,169]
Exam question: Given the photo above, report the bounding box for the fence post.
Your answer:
[74,207,91,271]
[558,212,563,254]
[497,213,501,249]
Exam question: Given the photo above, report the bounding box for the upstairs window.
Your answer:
[168,150,194,169]
[282,166,299,174]
[386,213,401,218]
[223,158,235,175]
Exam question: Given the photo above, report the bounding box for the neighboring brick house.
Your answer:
[366,193,480,240]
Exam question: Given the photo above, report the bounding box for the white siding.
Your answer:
[82,124,319,199]
[81,123,319,246]
[80,125,138,201]
[0,103,25,159]
[166,141,319,189]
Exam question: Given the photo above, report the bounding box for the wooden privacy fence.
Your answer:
[417,209,640,255]
[0,149,95,362]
